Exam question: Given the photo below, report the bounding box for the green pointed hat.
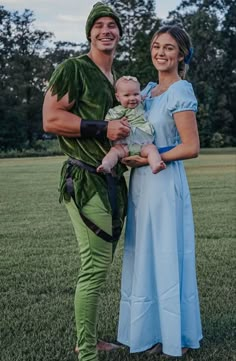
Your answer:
[86,2,123,40]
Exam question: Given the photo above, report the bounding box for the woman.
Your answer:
[117,25,203,357]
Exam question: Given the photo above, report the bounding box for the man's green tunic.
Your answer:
[48,55,127,224]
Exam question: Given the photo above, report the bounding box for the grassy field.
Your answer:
[0,150,235,361]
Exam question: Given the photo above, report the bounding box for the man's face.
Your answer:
[89,17,120,53]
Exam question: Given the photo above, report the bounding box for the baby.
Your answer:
[97,76,166,174]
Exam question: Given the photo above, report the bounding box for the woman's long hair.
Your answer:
[151,25,192,79]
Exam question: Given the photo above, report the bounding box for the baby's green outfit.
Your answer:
[105,103,155,156]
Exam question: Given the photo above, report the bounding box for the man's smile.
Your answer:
[98,37,114,42]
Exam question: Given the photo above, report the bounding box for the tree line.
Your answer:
[0,0,235,152]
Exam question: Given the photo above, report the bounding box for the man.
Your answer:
[43,2,130,360]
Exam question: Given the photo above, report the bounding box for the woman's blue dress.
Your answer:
[117,80,203,357]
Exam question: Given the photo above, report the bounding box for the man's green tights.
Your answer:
[65,194,118,361]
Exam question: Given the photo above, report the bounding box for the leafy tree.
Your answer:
[0,7,53,150]
[46,41,86,69]
[219,0,236,145]
[0,7,87,151]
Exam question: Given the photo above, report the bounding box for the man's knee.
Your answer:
[78,267,110,292]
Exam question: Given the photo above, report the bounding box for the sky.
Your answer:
[1,0,182,44]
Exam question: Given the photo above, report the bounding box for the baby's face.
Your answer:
[116,81,141,109]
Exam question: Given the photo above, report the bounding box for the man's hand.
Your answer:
[107,117,130,141]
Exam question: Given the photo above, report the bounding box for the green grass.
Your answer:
[0,152,235,361]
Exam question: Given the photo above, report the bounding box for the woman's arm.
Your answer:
[122,110,199,167]
[121,155,148,167]
[161,110,200,163]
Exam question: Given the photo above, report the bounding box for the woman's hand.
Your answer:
[121,155,148,168]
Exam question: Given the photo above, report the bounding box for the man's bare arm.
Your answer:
[43,90,130,139]
[43,90,81,137]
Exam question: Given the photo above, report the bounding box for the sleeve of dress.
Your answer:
[167,81,198,116]
[141,82,156,98]
[47,58,82,103]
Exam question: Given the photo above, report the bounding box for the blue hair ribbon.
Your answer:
[184,47,194,64]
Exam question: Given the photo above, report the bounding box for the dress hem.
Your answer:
[117,336,203,355]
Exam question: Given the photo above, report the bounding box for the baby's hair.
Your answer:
[115,76,140,91]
